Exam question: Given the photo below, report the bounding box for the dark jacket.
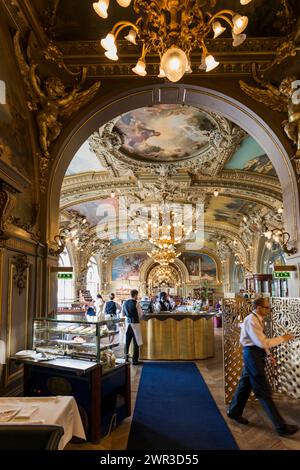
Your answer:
[123,299,139,323]
[105,300,117,316]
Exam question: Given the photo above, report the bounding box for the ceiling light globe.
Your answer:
[132,59,147,76]
[124,28,137,45]
[161,47,187,83]
[93,0,109,19]
[116,0,132,7]
[105,49,119,61]
[232,32,247,47]
[212,21,226,39]
[232,15,248,35]
[240,0,252,4]
[101,33,116,51]
[205,54,219,72]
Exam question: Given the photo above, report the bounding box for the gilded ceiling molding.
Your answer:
[56,38,284,79]
[13,31,101,191]
[60,172,282,210]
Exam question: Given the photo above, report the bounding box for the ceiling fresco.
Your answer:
[224,136,277,177]
[114,105,214,163]
[205,196,260,227]
[66,141,105,176]
[65,197,118,227]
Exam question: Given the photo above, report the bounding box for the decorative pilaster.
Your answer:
[13,253,29,295]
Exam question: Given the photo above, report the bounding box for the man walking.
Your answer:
[227,296,298,436]
[122,289,143,365]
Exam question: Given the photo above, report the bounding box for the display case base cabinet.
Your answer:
[23,363,131,444]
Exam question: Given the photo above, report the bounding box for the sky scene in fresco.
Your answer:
[180,253,217,280]
[114,104,215,162]
[112,253,148,281]
[225,136,277,177]
[66,140,104,176]
[66,197,118,227]
[205,196,259,226]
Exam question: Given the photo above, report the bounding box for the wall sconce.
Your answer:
[264,228,297,255]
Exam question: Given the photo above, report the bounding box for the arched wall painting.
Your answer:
[180,253,217,281]
[112,253,148,281]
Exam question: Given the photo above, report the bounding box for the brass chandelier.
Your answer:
[93,0,252,82]
[138,204,195,265]
[147,246,181,266]
[138,207,194,250]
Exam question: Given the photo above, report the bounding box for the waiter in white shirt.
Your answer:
[227,296,298,436]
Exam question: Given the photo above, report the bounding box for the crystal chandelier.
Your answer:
[93,0,252,82]
[147,246,181,266]
[138,205,195,250]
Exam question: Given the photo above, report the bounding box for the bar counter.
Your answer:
[140,311,216,360]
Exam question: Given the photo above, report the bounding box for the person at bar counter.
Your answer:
[122,289,143,365]
[154,292,172,312]
[227,296,299,436]
[103,293,121,340]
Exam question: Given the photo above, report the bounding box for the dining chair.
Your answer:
[0,424,64,450]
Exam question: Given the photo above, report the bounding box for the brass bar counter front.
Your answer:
[139,312,216,360]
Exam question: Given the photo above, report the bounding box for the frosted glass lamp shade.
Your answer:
[93,0,109,19]
[160,47,188,83]
[233,14,248,34]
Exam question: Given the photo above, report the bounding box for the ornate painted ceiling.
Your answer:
[60,103,284,270]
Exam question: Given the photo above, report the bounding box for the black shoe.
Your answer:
[227,411,249,425]
[132,360,143,365]
[277,424,299,436]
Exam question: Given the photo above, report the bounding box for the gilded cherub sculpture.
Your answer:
[14,31,100,159]
[239,69,300,172]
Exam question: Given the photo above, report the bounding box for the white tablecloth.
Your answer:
[0,396,86,449]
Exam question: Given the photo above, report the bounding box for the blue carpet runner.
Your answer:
[127,362,239,450]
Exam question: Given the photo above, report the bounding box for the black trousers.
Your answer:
[229,346,286,431]
[125,324,139,362]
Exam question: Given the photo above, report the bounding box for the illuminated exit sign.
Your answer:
[273,272,291,279]
[58,273,73,279]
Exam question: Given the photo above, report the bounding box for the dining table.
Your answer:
[0,395,86,450]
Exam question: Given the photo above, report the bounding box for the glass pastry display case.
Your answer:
[32,317,124,365]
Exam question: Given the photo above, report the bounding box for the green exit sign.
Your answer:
[58,273,73,279]
[273,272,291,279]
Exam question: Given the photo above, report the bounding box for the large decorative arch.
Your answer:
[47,83,300,251]
[139,257,190,286]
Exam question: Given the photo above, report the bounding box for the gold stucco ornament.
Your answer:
[13,31,101,191]
[239,67,300,174]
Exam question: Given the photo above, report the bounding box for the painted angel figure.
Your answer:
[239,71,300,169]
[14,31,100,158]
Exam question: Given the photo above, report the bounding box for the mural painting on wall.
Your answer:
[114,104,215,162]
[112,253,148,281]
[224,136,277,177]
[180,253,217,281]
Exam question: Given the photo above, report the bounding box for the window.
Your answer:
[86,256,100,299]
[57,248,74,306]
